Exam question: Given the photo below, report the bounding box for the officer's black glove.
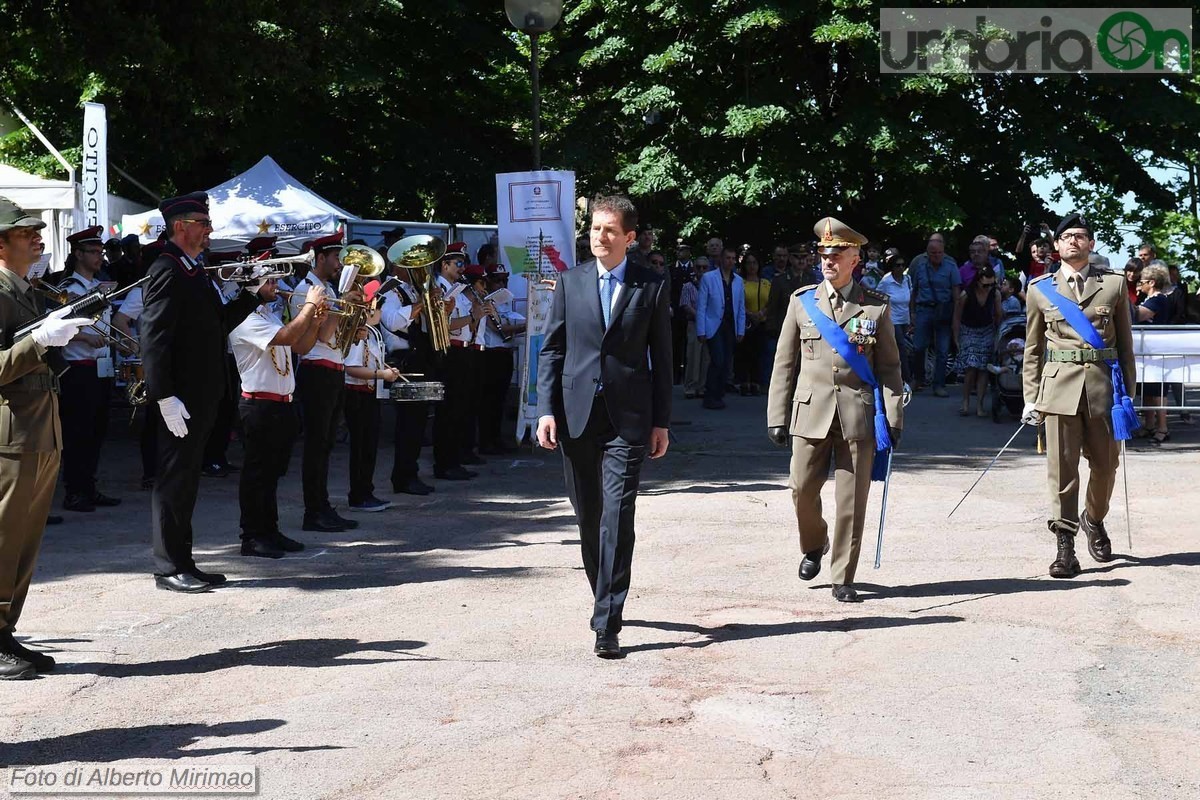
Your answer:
[889,427,902,449]
[767,426,789,447]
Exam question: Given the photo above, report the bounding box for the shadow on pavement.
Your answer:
[622,614,963,654]
[852,576,1131,600]
[0,718,343,766]
[1086,551,1200,572]
[641,481,788,496]
[61,638,429,678]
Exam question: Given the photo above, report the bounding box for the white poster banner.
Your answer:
[496,170,576,441]
[81,102,108,234]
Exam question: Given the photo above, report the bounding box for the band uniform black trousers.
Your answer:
[560,394,647,635]
[140,403,159,481]
[433,347,470,471]
[461,348,484,457]
[479,348,514,449]
[237,398,298,539]
[297,363,344,515]
[390,348,429,488]
[343,388,380,505]
[203,353,239,466]
[151,400,218,574]
[58,366,110,496]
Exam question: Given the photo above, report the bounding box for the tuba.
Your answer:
[386,235,450,353]
[331,244,387,357]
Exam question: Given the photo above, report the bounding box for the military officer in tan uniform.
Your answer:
[0,198,91,678]
[1022,213,1135,578]
[767,218,904,602]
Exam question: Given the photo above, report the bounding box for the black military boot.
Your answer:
[1080,511,1113,563]
[1049,530,1081,579]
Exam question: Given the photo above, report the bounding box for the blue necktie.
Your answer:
[600,272,616,328]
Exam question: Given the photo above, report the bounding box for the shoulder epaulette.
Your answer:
[794,284,818,297]
[1029,273,1053,284]
[860,286,888,303]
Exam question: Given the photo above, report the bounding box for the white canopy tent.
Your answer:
[0,164,151,274]
[120,156,358,253]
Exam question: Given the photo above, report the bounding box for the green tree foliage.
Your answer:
[1,0,1196,265]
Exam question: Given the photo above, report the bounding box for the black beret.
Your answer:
[159,191,209,219]
[1055,213,1091,240]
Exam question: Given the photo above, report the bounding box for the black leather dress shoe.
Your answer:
[394,479,433,496]
[189,568,227,585]
[303,515,346,533]
[798,550,823,581]
[0,632,55,672]
[831,584,861,603]
[241,537,286,559]
[63,493,95,512]
[434,467,477,480]
[594,631,623,659]
[268,532,305,552]
[155,573,212,593]
[201,463,229,478]
[326,509,359,530]
[91,491,121,507]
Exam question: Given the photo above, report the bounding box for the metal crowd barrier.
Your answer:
[1131,324,1200,412]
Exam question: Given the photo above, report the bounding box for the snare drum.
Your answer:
[119,358,144,384]
[389,381,445,402]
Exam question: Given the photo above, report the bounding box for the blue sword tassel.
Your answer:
[871,385,892,481]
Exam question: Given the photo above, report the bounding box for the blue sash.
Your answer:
[1032,278,1137,440]
[798,291,892,480]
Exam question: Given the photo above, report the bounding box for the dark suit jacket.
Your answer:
[0,269,61,453]
[537,259,672,445]
[140,243,261,406]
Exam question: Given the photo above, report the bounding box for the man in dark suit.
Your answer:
[140,192,265,593]
[536,195,672,659]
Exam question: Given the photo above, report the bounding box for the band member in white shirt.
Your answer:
[344,302,400,513]
[432,244,486,480]
[477,262,526,453]
[288,232,364,533]
[59,226,122,512]
[230,278,327,558]
[379,267,435,496]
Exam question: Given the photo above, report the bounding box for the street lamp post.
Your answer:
[505,0,563,171]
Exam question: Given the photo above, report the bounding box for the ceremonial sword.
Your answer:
[947,422,1029,519]
[873,383,912,568]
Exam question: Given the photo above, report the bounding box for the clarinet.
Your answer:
[466,285,511,342]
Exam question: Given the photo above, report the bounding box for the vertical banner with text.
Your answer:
[81,102,109,233]
[496,170,576,442]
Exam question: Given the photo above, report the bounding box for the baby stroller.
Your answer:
[989,313,1026,422]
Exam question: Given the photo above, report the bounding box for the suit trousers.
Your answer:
[560,394,647,634]
[151,398,219,575]
[298,362,345,515]
[671,316,688,384]
[704,318,735,402]
[140,403,159,481]
[433,347,470,471]
[237,398,298,539]
[479,348,514,449]
[1045,397,1118,534]
[59,366,110,496]
[344,389,380,504]
[789,420,875,586]
[460,348,484,457]
[683,321,709,395]
[0,451,59,633]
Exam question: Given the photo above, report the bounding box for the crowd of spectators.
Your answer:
[632,224,1199,428]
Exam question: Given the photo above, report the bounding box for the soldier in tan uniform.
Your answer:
[767,218,904,602]
[0,198,91,678]
[1022,213,1135,578]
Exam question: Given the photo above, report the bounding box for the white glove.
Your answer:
[1021,403,1043,426]
[30,308,90,348]
[158,396,191,438]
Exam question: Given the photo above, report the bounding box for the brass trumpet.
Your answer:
[386,235,450,353]
[203,251,315,283]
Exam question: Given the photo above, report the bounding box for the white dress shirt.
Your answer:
[289,273,343,364]
[344,333,385,388]
[61,273,110,362]
[230,307,295,395]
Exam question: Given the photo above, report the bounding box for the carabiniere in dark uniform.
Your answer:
[139,192,262,593]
